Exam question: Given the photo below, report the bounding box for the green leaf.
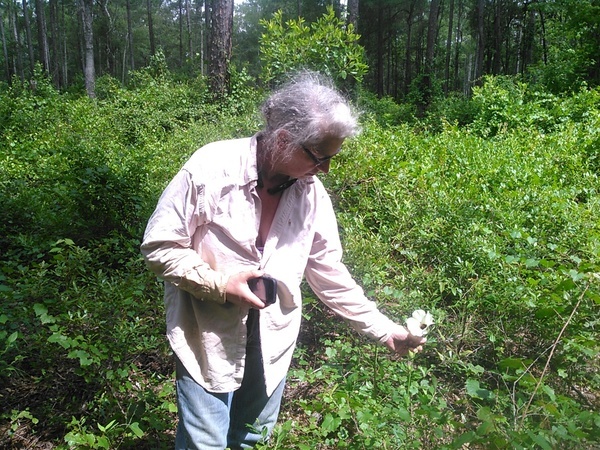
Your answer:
[33,303,48,317]
[68,349,93,366]
[7,331,18,345]
[452,431,477,446]
[476,420,495,435]
[498,357,528,370]
[321,414,341,433]
[525,258,539,268]
[527,431,553,450]
[397,407,411,422]
[466,379,494,400]
[96,436,110,449]
[98,419,116,433]
[542,384,556,402]
[48,332,71,349]
[129,422,144,438]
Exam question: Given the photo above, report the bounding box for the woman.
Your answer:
[141,72,426,449]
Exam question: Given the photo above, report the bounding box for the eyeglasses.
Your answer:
[301,145,339,165]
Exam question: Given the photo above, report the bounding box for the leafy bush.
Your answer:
[356,89,417,127]
[0,68,262,448]
[316,111,600,448]
[259,6,368,90]
[468,75,600,137]
[1,70,598,449]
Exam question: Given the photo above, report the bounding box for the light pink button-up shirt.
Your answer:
[141,136,397,396]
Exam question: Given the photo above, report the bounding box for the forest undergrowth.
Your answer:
[0,71,598,449]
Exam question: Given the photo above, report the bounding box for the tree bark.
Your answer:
[186,0,193,63]
[347,0,358,32]
[10,0,24,81]
[22,0,35,75]
[126,0,135,71]
[98,0,114,76]
[179,0,183,66]
[35,0,49,73]
[424,0,441,83]
[60,1,67,86]
[539,7,547,65]
[520,3,535,74]
[49,0,62,87]
[375,3,384,96]
[492,0,502,74]
[204,0,210,74]
[404,1,416,96]
[444,0,455,93]
[0,7,10,83]
[453,0,464,91]
[79,0,96,98]
[475,0,485,85]
[207,0,233,98]
[199,0,204,75]
[147,0,156,56]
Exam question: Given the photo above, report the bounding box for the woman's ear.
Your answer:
[275,129,292,151]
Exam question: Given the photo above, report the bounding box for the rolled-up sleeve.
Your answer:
[141,169,229,303]
[304,189,396,344]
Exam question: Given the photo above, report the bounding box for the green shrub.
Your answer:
[1,71,598,449]
[318,112,600,448]
[468,75,600,137]
[356,90,417,127]
[259,6,368,91]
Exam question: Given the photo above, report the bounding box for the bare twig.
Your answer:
[518,281,590,429]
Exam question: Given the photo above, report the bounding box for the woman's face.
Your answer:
[276,132,345,180]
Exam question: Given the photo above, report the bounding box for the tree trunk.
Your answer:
[198,0,210,75]
[347,0,358,32]
[186,0,193,63]
[475,0,485,85]
[492,0,502,74]
[49,0,62,87]
[444,0,454,93]
[404,1,416,96]
[207,0,233,98]
[520,4,535,74]
[375,3,384,97]
[80,0,95,98]
[147,0,156,56]
[35,0,49,73]
[60,1,67,86]
[0,7,10,83]
[179,0,183,67]
[126,0,134,71]
[539,7,547,65]
[98,0,114,77]
[10,0,24,81]
[453,0,463,91]
[22,0,35,75]
[424,0,441,89]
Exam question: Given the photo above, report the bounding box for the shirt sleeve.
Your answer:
[140,169,229,303]
[304,189,397,344]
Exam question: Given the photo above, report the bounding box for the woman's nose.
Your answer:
[317,160,331,174]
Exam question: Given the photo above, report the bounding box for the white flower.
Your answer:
[405,309,434,337]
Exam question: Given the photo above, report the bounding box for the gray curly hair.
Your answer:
[259,71,359,162]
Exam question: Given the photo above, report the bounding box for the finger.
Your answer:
[244,269,264,281]
[247,292,266,309]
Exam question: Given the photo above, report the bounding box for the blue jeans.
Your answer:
[175,310,286,449]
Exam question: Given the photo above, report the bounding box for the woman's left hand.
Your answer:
[384,324,427,356]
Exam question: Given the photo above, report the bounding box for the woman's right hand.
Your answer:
[225,270,267,309]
